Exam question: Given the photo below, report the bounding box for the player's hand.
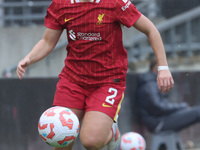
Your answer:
[16,57,30,80]
[157,70,174,94]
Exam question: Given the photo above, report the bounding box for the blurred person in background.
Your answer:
[16,0,174,150]
[136,58,200,133]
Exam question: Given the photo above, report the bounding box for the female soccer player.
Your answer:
[16,0,174,150]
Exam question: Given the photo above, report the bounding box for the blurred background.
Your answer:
[0,0,200,150]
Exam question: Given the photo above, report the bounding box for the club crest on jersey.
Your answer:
[96,14,104,25]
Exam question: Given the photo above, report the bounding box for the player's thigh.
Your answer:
[80,111,113,147]
[68,108,85,122]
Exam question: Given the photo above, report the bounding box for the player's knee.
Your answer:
[80,133,105,150]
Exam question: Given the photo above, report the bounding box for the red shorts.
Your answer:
[53,76,126,122]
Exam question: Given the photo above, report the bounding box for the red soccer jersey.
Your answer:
[45,0,141,86]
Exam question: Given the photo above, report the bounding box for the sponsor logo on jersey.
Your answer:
[96,14,104,25]
[102,103,113,108]
[65,18,73,23]
[68,30,102,41]
[121,1,131,11]
[69,30,76,41]
[77,32,102,41]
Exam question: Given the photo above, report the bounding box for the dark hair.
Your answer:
[149,58,157,71]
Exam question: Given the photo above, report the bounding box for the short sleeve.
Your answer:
[114,0,141,28]
[44,1,63,30]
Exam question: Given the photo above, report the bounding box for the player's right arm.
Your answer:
[16,28,63,79]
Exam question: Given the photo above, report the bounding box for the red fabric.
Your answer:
[44,0,141,86]
[53,76,125,121]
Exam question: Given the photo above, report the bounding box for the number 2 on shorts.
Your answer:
[105,88,118,105]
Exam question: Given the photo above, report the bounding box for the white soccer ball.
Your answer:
[120,132,146,150]
[38,106,80,148]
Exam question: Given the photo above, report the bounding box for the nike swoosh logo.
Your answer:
[65,18,73,22]
[102,103,113,108]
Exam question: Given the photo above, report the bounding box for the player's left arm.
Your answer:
[133,14,174,94]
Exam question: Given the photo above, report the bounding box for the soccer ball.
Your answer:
[120,132,146,150]
[38,106,80,148]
